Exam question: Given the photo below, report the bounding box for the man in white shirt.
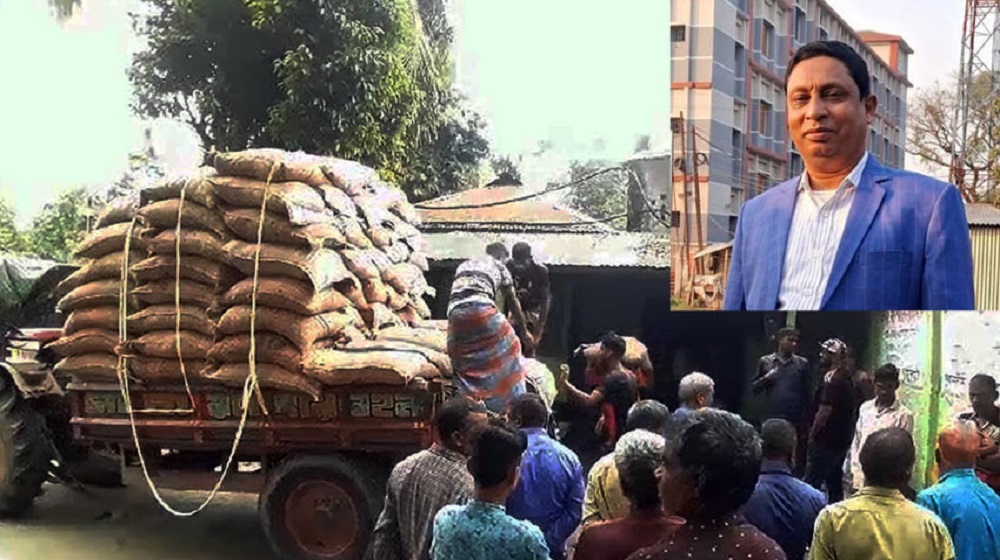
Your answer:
[846,363,914,494]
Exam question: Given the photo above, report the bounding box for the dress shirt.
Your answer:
[742,459,827,560]
[917,468,1000,560]
[848,399,914,489]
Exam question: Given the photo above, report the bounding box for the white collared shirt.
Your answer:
[778,152,869,310]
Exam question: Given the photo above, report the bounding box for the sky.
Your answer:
[0,0,972,222]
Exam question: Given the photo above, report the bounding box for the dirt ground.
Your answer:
[0,471,274,560]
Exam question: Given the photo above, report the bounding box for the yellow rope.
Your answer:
[173,184,197,411]
[112,163,278,516]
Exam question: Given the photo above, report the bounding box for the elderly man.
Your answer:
[743,419,827,560]
[958,374,1000,493]
[506,393,585,560]
[673,372,714,422]
[724,40,974,311]
[809,428,955,560]
[447,242,530,414]
[582,400,671,526]
[507,242,551,358]
[917,422,1000,560]
[432,421,549,560]
[847,363,914,494]
[627,410,785,560]
[373,396,489,560]
[574,431,684,560]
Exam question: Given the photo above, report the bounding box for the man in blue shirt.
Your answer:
[743,418,826,560]
[506,393,585,560]
[917,421,1000,560]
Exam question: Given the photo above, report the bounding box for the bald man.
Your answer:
[917,422,1000,560]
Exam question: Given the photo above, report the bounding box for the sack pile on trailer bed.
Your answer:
[50,149,450,398]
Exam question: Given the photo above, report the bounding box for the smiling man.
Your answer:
[724,40,975,311]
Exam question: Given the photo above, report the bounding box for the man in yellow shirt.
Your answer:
[809,427,955,560]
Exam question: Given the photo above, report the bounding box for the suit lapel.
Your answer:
[762,180,799,308]
[820,160,889,307]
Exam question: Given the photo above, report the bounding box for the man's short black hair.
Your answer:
[760,418,797,459]
[626,400,670,433]
[873,363,901,386]
[435,396,487,442]
[785,40,871,99]
[775,328,800,341]
[860,427,915,488]
[509,393,548,428]
[485,242,509,259]
[469,420,527,487]
[600,331,627,359]
[970,374,998,392]
[512,242,532,260]
[665,409,762,521]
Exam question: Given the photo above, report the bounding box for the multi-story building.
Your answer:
[670,0,912,281]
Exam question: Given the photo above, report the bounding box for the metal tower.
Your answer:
[952,0,1000,200]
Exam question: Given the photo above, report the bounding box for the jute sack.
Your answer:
[320,158,377,196]
[223,241,352,292]
[408,251,429,272]
[302,349,440,386]
[140,176,217,209]
[129,357,213,385]
[385,286,410,311]
[363,302,404,332]
[132,280,217,309]
[340,249,391,281]
[95,199,138,229]
[131,255,237,290]
[125,331,213,360]
[75,222,146,260]
[210,176,332,226]
[342,339,451,376]
[144,229,228,261]
[208,149,331,188]
[338,216,374,249]
[54,353,120,383]
[376,326,447,353]
[221,208,347,249]
[64,307,122,335]
[353,195,401,249]
[221,277,352,315]
[127,305,216,336]
[396,306,420,326]
[383,241,411,265]
[216,305,364,352]
[314,185,358,218]
[360,179,418,225]
[361,277,389,305]
[383,263,430,297]
[136,199,229,239]
[410,296,432,320]
[46,329,119,358]
[205,362,322,401]
[337,277,370,310]
[412,320,447,332]
[55,250,143,296]
[58,279,137,312]
[623,337,654,375]
[207,333,303,367]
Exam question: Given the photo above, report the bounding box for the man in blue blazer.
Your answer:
[724,41,975,311]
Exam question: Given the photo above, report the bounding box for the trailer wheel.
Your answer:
[0,374,50,518]
[260,455,386,560]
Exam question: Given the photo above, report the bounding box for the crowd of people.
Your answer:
[371,318,1000,560]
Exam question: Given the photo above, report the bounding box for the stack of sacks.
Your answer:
[50,206,145,383]
[202,149,446,392]
[120,172,235,385]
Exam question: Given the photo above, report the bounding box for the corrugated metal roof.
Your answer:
[967,203,1000,227]
[422,231,670,269]
[417,186,613,234]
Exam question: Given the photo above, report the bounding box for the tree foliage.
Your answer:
[563,160,628,229]
[26,188,90,263]
[907,73,1000,203]
[0,197,28,255]
[489,155,523,184]
[129,0,488,201]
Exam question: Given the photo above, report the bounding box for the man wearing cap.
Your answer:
[917,421,1000,560]
[507,242,551,358]
[805,338,863,503]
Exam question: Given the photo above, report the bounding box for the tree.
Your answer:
[129,0,488,201]
[489,155,523,184]
[26,188,90,263]
[0,197,27,254]
[562,160,628,229]
[907,73,1000,202]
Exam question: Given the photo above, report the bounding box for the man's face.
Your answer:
[778,335,798,354]
[874,380,898,406]
[786,56,876,171]
[969,381,999,417]
[819,349,834,367]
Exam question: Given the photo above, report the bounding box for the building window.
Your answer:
[671,25,687,42]
[761,21,775,59]
[755,173,771,196]
[759,101,773,137]
[884,138,890,162]
[794,8,807,43]
[819,28,828,41]
[734,102,747,131]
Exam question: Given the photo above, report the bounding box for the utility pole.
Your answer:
[677,113,691,295]
[690,126,706,253]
